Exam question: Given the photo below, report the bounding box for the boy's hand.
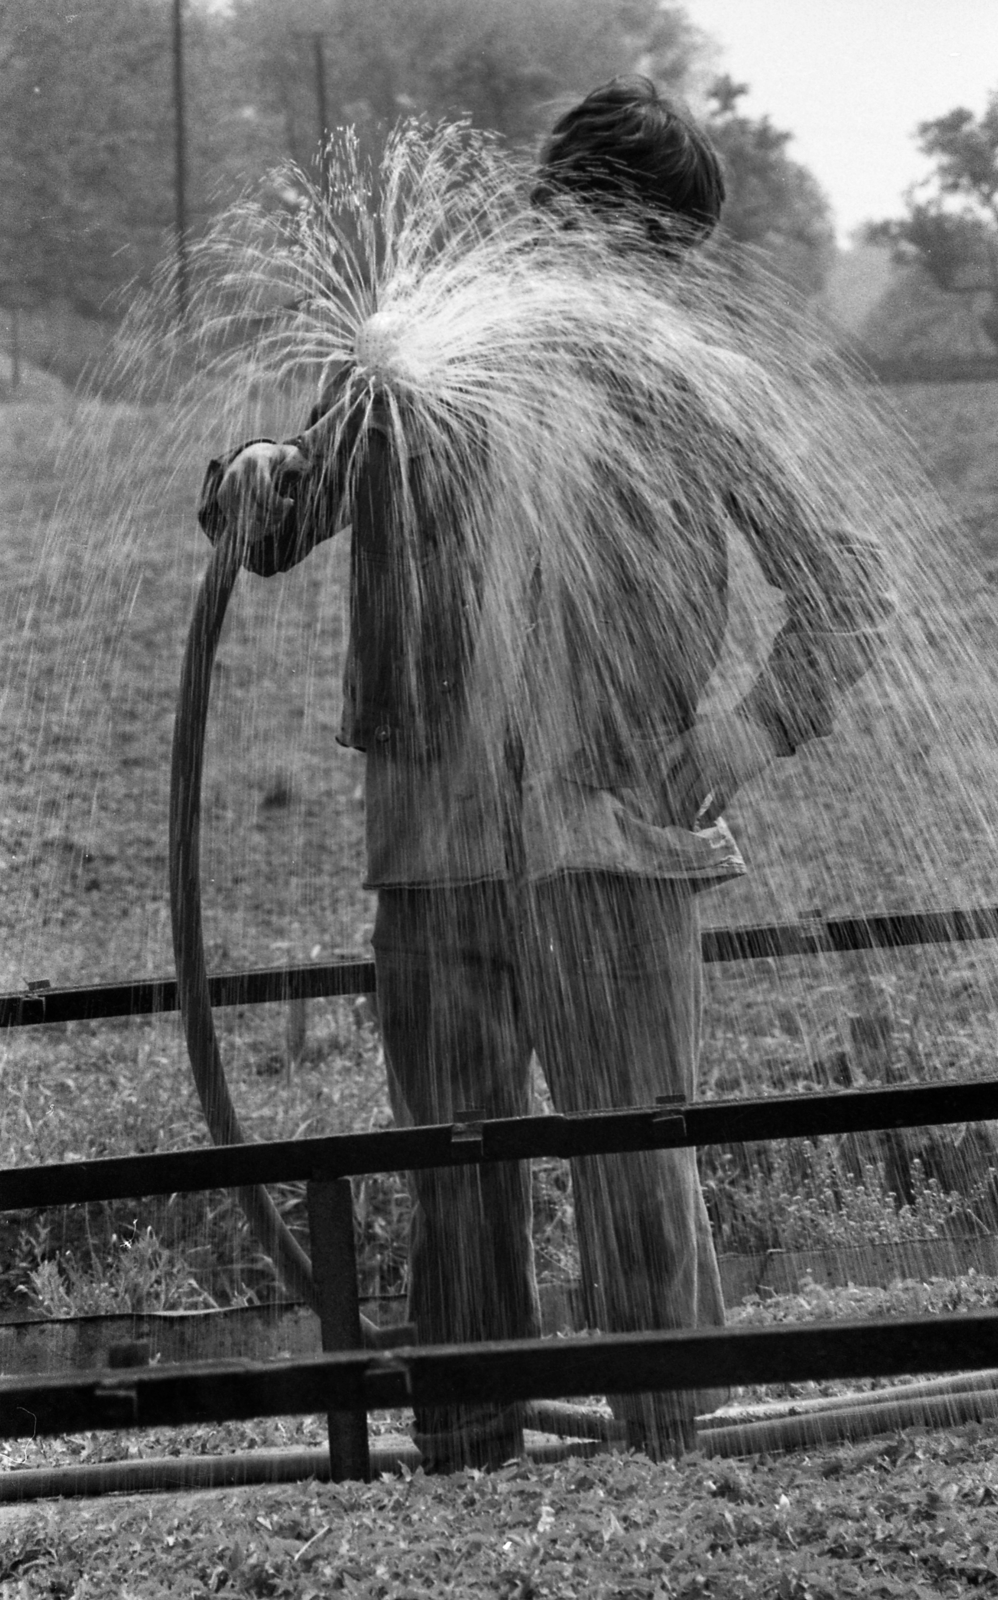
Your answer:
[215,441,307,546]
[662,711,779,828]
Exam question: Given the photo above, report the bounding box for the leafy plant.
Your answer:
[734,1268,998,1327]
[16,1216,227,1317]
[703,1136,992,1255]
[4,1426,998,1597]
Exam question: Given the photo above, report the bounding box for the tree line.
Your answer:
[0,0,839,343]
[866,94,998,359]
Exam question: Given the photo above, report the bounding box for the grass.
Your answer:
[3,1422,998,1596]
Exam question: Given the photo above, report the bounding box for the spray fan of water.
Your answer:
[4,123,998,1433]
[182,123,998,936]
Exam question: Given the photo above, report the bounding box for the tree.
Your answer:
[705,75,835,297]
[858,264,996,364]
[0,0,176,317]
[0,0,278,323]
[230,0,705,169]
[866,93,998,349]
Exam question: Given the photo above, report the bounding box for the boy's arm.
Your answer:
[665,463,895,827]
[729,488,896,757]
[198,371,359,577]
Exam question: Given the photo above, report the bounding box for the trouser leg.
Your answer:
[373,884,539,1470]
[529,873,725,1459]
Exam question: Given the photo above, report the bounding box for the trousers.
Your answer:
[371,872,725,1468]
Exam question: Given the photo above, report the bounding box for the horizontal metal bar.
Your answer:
[701,904,998,962]
[688,1078,998,1145]
[4,904,998,1028]
[2,1311,997,1439]
[0,959,376,1028]
[2,1076,997,1212]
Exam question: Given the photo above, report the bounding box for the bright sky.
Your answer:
[682,0,998,243]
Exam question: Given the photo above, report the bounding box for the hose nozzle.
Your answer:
[354,309,413,386]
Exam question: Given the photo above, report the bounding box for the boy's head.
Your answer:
[533,76,725,251]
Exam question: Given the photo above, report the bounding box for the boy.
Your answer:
[200,78,891,1468]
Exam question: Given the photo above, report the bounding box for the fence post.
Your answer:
[306,1178,371,1482]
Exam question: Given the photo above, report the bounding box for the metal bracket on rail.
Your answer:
[363,1349,414,1403]
[94,1380,139,1427]
[797,907,831,955]
[650,1093,688,1144]
[450,1106,485,1159]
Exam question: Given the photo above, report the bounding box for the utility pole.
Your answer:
[173,0,190,323]
[313,32,330,196]
[10,305,20,393]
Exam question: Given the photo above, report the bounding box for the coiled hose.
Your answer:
[169,535,388,1344]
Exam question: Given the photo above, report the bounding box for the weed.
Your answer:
[15,1215,229,1316]
[704,1135,993,1255]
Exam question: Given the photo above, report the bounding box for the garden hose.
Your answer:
[169,534,389,1345]
[7,1379,998,1502]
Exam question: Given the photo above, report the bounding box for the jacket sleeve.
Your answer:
[197,367,360,578]
[725,476,896,756]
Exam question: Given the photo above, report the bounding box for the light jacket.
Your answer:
[199,369,894,890]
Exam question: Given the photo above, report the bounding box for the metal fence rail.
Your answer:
[3,1312,998,1441]
[2,1076,996,1212]
[3,903,998,1027]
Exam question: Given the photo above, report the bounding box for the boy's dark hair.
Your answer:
[533,75,725,248]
